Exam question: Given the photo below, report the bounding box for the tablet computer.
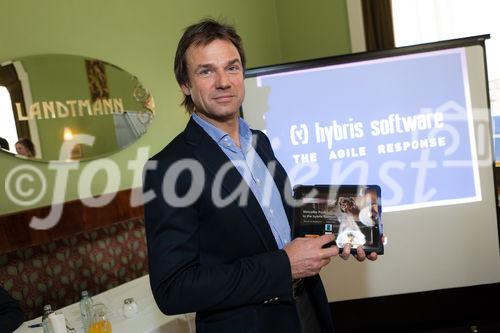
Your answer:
[293,184,384,255]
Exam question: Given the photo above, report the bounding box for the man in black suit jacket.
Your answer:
[144,19,377,333]
[0,286,24,333]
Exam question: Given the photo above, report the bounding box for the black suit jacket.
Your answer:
[0,286,24,333]
[144,118,334,333]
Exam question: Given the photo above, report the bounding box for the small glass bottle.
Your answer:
[79,290,93,332]
[41,304,54,333]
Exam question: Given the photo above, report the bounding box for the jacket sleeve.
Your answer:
[0,286,25,333]
[143,157,294,315]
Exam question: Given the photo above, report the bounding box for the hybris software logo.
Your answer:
[290,124,309,146]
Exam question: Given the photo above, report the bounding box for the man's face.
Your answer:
[181,39,245,122]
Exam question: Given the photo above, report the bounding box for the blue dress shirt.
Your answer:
[192,113,291,249]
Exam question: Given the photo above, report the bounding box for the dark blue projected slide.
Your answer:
[246,48,480,211]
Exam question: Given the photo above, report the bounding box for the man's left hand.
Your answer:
[339,244,378,262]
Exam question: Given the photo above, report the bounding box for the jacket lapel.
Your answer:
[185,119,279,251]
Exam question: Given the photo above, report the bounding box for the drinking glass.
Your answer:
[88,303,112,333]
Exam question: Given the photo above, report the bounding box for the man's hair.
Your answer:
[174,19,246,114]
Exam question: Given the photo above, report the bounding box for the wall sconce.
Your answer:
[62,127,82,159]
[63,127,74,141]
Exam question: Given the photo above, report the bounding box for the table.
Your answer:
[14,275,195,333]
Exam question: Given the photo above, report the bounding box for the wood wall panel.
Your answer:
[0,189,144,253]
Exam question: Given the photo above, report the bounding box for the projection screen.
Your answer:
[242,36,500,301]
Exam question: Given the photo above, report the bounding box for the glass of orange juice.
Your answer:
[88,303,112,333]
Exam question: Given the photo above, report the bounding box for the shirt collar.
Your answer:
[192,112,227,144]
[192,113,253,152]
[239,117,252,152]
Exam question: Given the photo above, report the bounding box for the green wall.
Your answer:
[0,0,350,216]
[276,0,351,62]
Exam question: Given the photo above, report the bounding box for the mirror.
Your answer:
[0,54,155,162]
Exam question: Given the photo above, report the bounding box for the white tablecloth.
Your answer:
[14,275,195,333]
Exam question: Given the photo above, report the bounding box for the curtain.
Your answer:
[361,0,395,51]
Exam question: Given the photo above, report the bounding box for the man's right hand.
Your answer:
[283,234,339,280]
